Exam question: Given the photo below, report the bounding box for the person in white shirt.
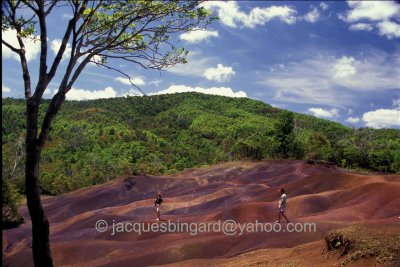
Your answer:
[276,188,290,223]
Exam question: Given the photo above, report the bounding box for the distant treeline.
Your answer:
[3,93,400,198]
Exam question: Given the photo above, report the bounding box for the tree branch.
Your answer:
[37,92,65,149]
[21,0,39,13]
[90,61,146,95]
[98,54,150,69]
[75,0,103,41]
[7,0,33,99]
[1,39,21,53]
[46,18,75,83]
[65,56,92,93]
[33,0,49,102]
[44,1,57,15]
[45,1,86,86]
[37,56,91,149]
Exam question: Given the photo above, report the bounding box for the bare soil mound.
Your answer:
[3,160,400,267]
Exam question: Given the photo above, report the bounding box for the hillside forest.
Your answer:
[2,93,400,226]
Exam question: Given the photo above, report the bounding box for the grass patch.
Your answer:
[325,225,400,266]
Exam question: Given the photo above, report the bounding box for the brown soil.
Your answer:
[3,160,400,267]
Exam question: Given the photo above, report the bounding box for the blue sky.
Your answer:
[2,1,400,129]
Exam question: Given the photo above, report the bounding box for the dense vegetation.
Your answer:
[2,93,400,225]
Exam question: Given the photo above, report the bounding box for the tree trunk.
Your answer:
[25,100,54,267]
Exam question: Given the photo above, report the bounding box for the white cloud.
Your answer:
[332,56,357,79]
[62,13,73,20]
[150,85,247,98]
[261,58,344,107]
[43,88,53,96]
[2,85,12,93]
[168,50,217,77]
[80,53,104,68]
[303,3,331,23]
[179,28,219,43]
[114,76,145,86]
[43,88,61,99]
[331,54,400,91]
[348,108,354,115]
[343,1,400,22]
[50,39,72,62]
[304,7,320,23]
[201,1,297,28]
[248,6,297,26]
[320,3,329,11]
[340,1,400,39]
[349,23,374,31]
[148,79,162,87]
[308,107,339,118]
[346,117,360,123]
[260,50,400,107]
[203,64,235,82]
[377,20,400,39]
[268,63,286,73]
[362,109,400,128]
[265,76,351,107]
[88,55,103,66]
[66,86,117,100]
[2,29,40,62]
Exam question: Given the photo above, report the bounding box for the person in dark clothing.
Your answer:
[155,193,163,221]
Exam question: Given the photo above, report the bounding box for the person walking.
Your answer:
[276,188,289,223]
[155,192,163,221]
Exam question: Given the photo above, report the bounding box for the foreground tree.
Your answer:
[1,1,215,266]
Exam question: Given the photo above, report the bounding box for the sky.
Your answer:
[2,1,400,129]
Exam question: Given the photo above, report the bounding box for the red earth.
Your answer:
[2,160,400,266]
